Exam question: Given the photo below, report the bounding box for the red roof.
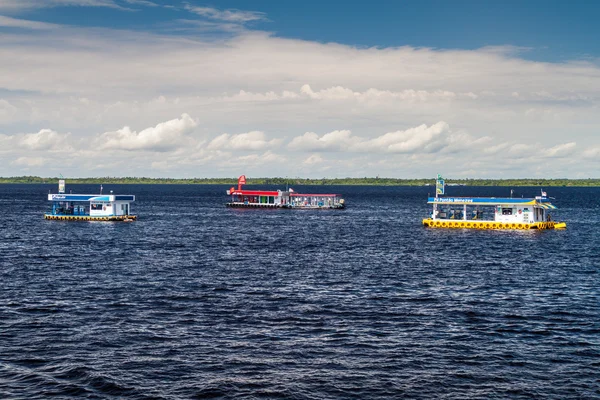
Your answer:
[230,190,341,197]
[290,193,340,197]
[231,190,280,196]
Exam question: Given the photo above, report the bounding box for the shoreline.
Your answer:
[1,177,600,187]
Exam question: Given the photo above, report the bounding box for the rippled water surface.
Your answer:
[1,184,599,399]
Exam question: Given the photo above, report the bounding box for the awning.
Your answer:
[538,203,557,209]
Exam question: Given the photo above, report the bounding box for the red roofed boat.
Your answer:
[226,175,345,209]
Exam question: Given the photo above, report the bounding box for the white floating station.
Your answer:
[45,179,136,221]
[422,175,566,230]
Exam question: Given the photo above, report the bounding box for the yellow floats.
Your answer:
[44,215,137,222]
[422,218,565,230]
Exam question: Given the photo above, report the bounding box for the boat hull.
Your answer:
[44,214,137,221]
[422,218,565,230]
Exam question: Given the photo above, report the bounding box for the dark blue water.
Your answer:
[1,184,599,399]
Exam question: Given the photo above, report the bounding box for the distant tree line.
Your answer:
[1,176,599,186]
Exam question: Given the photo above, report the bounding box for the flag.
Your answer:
[289,188,294,193]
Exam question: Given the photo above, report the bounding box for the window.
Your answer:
[502,208,513,215]
[91,203,104,210]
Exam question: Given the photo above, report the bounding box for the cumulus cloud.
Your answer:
[0,99,18,118]
[288,122,458,154]
[1,13,599,177]
[18,129,72,151]
[484,141,579,160]
[236,151,286,165]
[361,122,450,153]
[0,128,73,152]
[218,85,476,104]
[299,84,464,102]
[288,130,357,152]
[582,147,600,160]
[541,142,577,158]
[97,113,197,151]
[303,154,324,165]
[207,131,281,151]
[12,156,45,167]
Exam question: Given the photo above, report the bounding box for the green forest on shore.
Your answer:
[1,176,599,186]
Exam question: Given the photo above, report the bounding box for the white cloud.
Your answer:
[288,130,357,152]
[300,84,462,102]
[541,142,577,158]
[0,17,599,177]
[173,19,244,34]
[0,15,60,30]
[3,129,73,152]
[184,5,267,23]
[207,131,281,151]
[288,122,456,154]
[123,0,157,6]
[19,129,72,151]
[12,156,45,167]
[303,154,324,165]
[150,160,169,170]
[0,99,18,118]
[361,122,450,153]
[97,113,197,151]
[236,151,285,165]
[582,147,600,160]
[0,0,127,11]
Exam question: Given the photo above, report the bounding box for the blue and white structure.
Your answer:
[422,176,566,230]
[45,180,136,221]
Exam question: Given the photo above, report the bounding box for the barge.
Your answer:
[226,175,345,209]
[45,179,136,221]
[422,175,566,230]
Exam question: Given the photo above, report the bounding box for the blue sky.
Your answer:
[0,0,599,178]
[10,0,600,60]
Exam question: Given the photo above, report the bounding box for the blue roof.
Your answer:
[48,194,135,202]
[428,196,556,208]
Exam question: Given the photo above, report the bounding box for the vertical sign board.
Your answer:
[435,174,444,196]
[58,179,65,194]
[237,175,246,190]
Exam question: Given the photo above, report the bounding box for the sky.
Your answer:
[0,0,599,178]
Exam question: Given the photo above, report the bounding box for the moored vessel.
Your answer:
[422,175,566,230]
[226,175,345,209]
[45,179,136,221]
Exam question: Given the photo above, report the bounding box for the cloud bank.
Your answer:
[0,13,598,178]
